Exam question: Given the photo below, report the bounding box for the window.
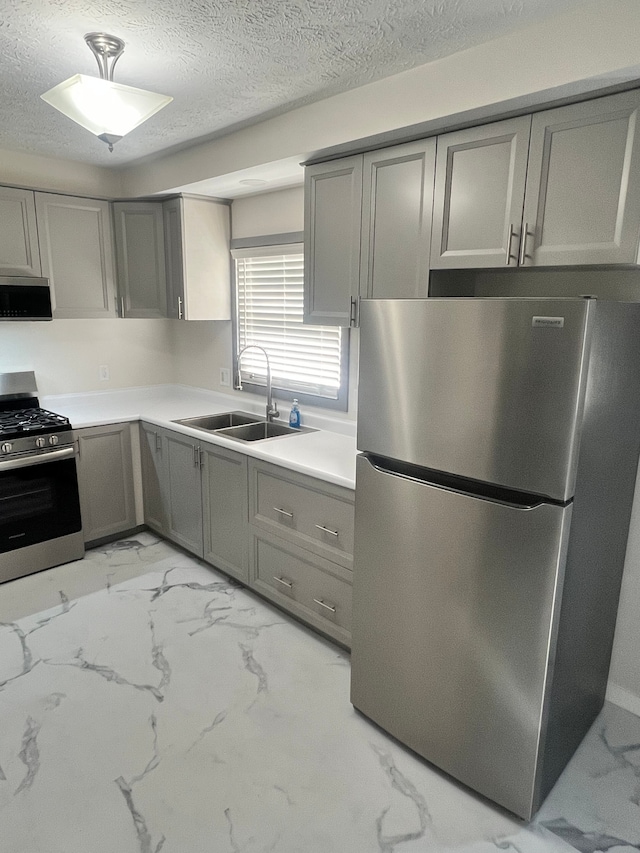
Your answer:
[232,242,348,410]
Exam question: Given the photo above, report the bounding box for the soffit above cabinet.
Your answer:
[2,0,582,167]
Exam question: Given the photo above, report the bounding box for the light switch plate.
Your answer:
[220,368,231,387]
[99,365,110,381]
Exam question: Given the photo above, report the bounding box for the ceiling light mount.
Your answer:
[41,32,172,154]
[84,32,125,82]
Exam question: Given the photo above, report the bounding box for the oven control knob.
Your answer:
[35,437,46,448]
[49,435,59,446]
[1,442,12,454]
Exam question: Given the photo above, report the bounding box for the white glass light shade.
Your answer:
[41,74,172,138]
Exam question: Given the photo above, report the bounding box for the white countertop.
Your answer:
[41,385,357,490]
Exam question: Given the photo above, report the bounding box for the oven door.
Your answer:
[0,447,82,553]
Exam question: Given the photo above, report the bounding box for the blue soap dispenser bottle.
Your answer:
[289,398,301,429]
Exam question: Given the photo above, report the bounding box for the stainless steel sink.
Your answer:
[215,421,316,442]
[173,411,260,431]
[172,411,315,442]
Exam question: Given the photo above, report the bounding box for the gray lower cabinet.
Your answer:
[140,423,202,554]
[140,423,169,535]
[248,459,354,646]
[165,430,203,557]
[113,202,167,318]
[35,193,116,318]
[140,423,246,574]
[430,115,532,269]
[201,443,248,583]
[360,139,436,298]
[0,186,41,276]
[76,423,136,544]
[250,529,353,647]
[138,425,355,645]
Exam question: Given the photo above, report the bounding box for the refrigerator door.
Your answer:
[350,454,572,820]
[358,298,594,502]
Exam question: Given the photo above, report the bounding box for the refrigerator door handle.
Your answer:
[364,454,553,510]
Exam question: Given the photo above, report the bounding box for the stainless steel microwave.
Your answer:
[0,276,52,320]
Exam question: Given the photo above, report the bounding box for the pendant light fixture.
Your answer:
[41,33,173,152]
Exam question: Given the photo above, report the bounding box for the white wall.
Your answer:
[120,0,640,197]
[232,186,304,238]
[0,147,121,198]
[0,320,174,396]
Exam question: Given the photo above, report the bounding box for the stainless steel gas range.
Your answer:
[0,371,84,583]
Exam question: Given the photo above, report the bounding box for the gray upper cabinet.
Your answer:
[165,430,204,557]
[304,155,363,326]
[76,423,136,544]
[360,139,436,299]
[0,186,41,276]
[35,193,116,319]
[431,116,532,269]
[201,443,248,583]
[113,201,167,318]
[163,196,231,321]
[522,90,640,267]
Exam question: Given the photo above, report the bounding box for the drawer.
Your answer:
[250,529,352,647]
[250,462,354,568]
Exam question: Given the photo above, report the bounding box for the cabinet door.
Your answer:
[165,431,203,557]
[431,116,532,269]
[140,423,168,535]
[0,186,41,276]
[162,198,185,320]
[77,423,136,543]
[113,202,167,318]
[202,444,248,583]
[360,139,436,298]
[304,155,363,326]
[522,91,640,266]
[36,193,116,319]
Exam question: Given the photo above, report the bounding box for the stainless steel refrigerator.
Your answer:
[350,297,640,820]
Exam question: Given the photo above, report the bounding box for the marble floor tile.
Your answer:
[0,535,639,853]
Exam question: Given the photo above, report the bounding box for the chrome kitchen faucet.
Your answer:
[236,345,279,422]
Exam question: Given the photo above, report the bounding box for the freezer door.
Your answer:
[358,298,593,501]
[350,455,572,819]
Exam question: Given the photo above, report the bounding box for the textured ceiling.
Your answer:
[0,0,582,168]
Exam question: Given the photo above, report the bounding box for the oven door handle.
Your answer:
[0,446,75,472]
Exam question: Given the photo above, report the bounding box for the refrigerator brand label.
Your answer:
[532,316,565,328]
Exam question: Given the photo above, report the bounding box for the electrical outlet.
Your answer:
[219,367,231,387]
[99,364,110,381]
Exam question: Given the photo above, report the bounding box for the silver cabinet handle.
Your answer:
[519,222,533,265]
[315,524,339,537]
[155,431,162,452]
[273,575,293,589]
[193,444,199,467]
[273,507,294,518]
[313,598,336,613]
[198,446,203,467]
[177,296,183,319]
[120,296,126,318]
[349,296,358,326]
[506,224,519,265]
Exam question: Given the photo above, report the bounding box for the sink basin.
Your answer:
[173,411,260,431]
[215,421,316,442]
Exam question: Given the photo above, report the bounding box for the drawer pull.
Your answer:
[273,507,294,519]
[313,597,336,613]
[273,575,293,589]
[315,524,338,537]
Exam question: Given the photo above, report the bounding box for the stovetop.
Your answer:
[0,407,72,440]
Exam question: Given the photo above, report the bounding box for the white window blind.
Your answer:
[233,244,343,400]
